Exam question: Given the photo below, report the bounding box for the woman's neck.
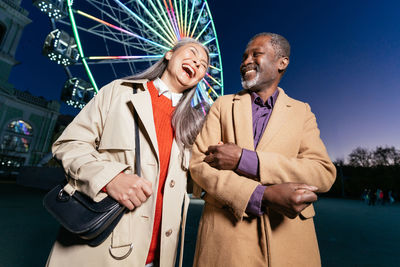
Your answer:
[160,71,184,93]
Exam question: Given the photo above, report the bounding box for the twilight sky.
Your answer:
[9,0,400,161]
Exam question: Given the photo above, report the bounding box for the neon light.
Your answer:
[179,0,184,36]
[195,20,211,41]
[67,0,98,92]
[172,0,181,35]
[162,0,180,39]
[190,2,206,38]
[76,10,171,51]
[88,55,164,60]
[171,0,181,36]
[202,37,215,46]
[113,0,174,46]
[135,0,175,44]
[206,72,222,87]
[168,0,181,38]
[184,0,188,36]
[205,0,224,95]
[202,78,219,98]
[148,0,177,42]
[209,65,222,72]
[187,0,195,38]
[169,0,182,34]
[199,81,214,102]
[154,0,178,41]
[195,89,207,115]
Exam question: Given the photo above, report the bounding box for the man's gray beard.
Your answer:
[241,72,260,90]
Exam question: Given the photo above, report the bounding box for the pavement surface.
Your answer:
[0,183,399,267]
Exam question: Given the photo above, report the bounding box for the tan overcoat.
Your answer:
[46,79,190,267]
[190,88,336,267]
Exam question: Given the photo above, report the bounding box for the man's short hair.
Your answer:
[249,32,291,59]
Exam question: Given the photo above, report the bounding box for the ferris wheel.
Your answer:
[34,0,224,110]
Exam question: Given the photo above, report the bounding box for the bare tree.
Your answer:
[334,158,345,166]
[348,147,372,167]
[371,146,400,166]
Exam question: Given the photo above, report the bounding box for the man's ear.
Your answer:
[165,51,173,60]
[278,57,289,71]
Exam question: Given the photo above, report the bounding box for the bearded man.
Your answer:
[189,33,336,267]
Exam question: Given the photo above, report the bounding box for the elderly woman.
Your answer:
[46,38,209,267]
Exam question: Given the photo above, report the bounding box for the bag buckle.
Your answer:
[57,189,70,202]
[109,243,134,260]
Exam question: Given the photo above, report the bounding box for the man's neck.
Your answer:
[249,78,280,102]
[252,85,279,103]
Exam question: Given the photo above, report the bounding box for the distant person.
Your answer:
[361,188,368,203]
[365,189,371,205]
[369,189,376,206]
[46,38,210,267]
[376,189,383,205]
[190,33,336,266]
[388,190,395,204]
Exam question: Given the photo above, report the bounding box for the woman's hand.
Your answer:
[105,173,153,210]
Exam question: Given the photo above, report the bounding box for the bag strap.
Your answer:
[133,87,141,176]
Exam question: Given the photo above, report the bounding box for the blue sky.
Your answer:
[9,0,400,161]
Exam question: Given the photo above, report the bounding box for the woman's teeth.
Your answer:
[182,64,195,78]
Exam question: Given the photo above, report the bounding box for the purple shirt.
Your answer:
[236,90,279,216]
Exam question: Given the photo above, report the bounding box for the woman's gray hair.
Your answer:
[126,38,210,150]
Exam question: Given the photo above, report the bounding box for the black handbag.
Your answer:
[43,87,141,247]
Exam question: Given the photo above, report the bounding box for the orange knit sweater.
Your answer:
[146,81,175,264]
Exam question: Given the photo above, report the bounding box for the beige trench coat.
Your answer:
[46,79,190,267]
[190,88,336,267]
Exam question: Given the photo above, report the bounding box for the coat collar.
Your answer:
[232,87,292,150]
[121,79,160,160]
[257,87,292,150]
[233,90,254,150]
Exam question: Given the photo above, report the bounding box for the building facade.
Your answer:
[0,0,60,168]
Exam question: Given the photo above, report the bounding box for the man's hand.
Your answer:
[262,183,318,219]
[105,173,153,210]
[204,142,242,170]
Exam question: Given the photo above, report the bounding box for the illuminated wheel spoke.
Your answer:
[36,0,224,109]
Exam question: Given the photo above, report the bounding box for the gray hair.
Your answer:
[126,38,210,149]
[249,32,291,59]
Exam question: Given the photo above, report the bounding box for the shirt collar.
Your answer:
[153,78,183,107]
[251,89,279,109]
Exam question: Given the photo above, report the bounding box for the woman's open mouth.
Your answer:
[182,64,196,78]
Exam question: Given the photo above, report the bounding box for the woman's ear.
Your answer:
[165,51,173,60]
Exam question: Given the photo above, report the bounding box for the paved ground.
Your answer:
[0,183,399,267]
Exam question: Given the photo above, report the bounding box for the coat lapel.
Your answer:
[233,91,255,150]
[127,81,159,160]
[256,87,292,150]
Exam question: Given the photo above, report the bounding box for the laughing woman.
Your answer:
[46,38,210,267]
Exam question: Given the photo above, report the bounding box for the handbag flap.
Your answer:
[43,184,123,234]
[73,190,121,212]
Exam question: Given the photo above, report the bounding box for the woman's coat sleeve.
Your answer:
[52,81,130,201]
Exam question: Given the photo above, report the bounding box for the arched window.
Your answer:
[1,120,33,153]
[7,120,33,135]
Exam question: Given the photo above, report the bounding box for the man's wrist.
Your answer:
[246,185,267,216]
[261,186,270,208]
[236,149,259,178]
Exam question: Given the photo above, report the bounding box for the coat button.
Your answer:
[169,180,175,188]
[165,229,173,237]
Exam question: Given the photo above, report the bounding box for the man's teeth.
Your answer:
[245,69,256,74]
